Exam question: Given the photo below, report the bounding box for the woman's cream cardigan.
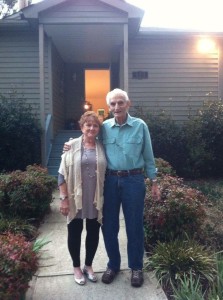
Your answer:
[58,135,107,224]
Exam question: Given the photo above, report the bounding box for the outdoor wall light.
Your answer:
[197,38,216,53]
[84,101,92,111]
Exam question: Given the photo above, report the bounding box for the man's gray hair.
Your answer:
[106,88,130,105]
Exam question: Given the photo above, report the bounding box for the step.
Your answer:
[47,166,59,177]
[47,130,82,176]
[48,158,61,167]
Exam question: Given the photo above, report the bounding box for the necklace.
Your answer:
[83,148,96,178]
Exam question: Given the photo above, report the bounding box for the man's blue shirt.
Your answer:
[101,114,157,179]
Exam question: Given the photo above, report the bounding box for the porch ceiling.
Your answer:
[44,24,124,63]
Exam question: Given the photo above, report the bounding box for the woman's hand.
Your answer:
[59,199,69,216]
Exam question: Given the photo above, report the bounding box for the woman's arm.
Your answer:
[59,181,69,216]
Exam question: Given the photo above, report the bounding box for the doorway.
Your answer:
[85,69,110,121]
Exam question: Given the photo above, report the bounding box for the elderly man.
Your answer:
[100,88,160,288]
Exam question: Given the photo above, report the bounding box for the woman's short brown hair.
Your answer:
[78,111,101,128]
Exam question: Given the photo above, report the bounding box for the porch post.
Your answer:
[219,40,223,100]
[123,23,128,93]
[39,24,46,166]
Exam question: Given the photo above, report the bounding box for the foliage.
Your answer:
[144,174,208,248]
[0,0,17,19]
[145,239,217,290]
[33,236,51,253]
[186,179,223,251]
[134,108,187,177]
[0,232,39,300]
[171,272,206,300]
[0,232,50,300]
[179,100,223,178]
[135,99,223,179]
[155,157,176,177]
[186,100,223,178]
[0,164,57,220]
[207,253,223,300]
[0,217,38,240]
[0,92,42,172]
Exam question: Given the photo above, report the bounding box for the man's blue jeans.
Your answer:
[102,173,146,272]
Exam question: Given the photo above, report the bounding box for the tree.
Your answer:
[0,0,32,19]
[0,91,42,171]
[0,0,17,19]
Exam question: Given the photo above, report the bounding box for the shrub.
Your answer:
[0,233,50,300]
[192,100,223,178]
[145,239,217,289]
[0,218,38,241]
[0,165,57,220]
[0,92,42,172]
[144,174,208,249]
[155,157,176,177]
[208,253,223,300]
[186,179,223,251]
[0,233,39,300]
[133,108,187,177]
[171,272,205,300]
[134,100,223,179]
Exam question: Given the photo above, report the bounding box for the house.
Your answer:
[0,0,223,173]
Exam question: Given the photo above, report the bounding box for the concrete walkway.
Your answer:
[26,190,167,300]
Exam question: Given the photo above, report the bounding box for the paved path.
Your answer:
[26,190,167,300]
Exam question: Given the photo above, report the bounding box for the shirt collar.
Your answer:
[110,113,133,127]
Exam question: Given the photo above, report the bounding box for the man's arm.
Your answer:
[63,138,74,152]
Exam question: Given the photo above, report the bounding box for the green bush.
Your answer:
[208,253,223,300]
[145,239,217,289]
[134,108,187,177]
[0,218,38,241]
[0,232,39,300]
[134,100,223,179]
[0,165,57,220]
[0,92,42,172]
[155,157,176,177]
[185,100,223,178]
[171,272,205,300]
[144,174,208,249]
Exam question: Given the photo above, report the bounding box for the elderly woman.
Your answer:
[58,111,107,285]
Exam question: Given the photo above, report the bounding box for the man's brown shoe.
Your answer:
[101,268,117,284]
[131,270,144,287]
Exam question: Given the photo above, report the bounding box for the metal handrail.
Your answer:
[45,114,53,166]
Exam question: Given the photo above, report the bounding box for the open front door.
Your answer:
[85,69,110,121]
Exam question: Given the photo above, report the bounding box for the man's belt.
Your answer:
[106,168,143,176]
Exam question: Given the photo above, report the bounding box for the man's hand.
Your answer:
[151,183,161,201]
[63,143,71,153]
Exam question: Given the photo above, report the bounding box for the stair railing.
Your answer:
[45,114,53,166]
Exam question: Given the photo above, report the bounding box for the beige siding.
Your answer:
[128,35,219,122]
[39,0,127,24]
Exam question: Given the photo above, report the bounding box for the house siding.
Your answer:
[0,31,50,123]
[128,35,219,122]
[39,0,127,24]
[51,43,66,134]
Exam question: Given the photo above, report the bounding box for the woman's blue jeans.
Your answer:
[102,173,145,272]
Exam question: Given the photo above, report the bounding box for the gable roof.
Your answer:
[19,0,143,19]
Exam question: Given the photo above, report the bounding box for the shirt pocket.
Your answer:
[103,138,116,156]
[125,137,142,157]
